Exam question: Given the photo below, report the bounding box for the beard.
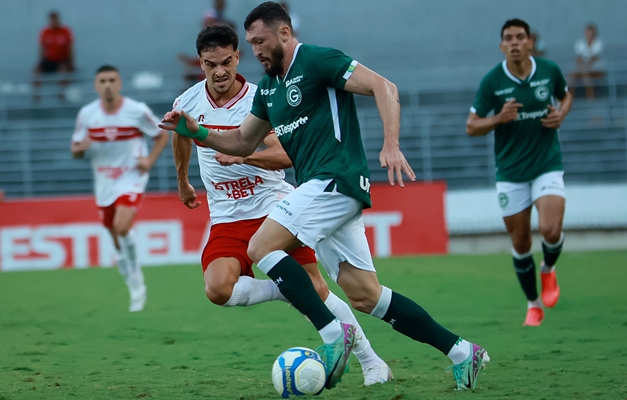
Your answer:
[262,45,285,77]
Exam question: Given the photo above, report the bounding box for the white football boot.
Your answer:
[363,363,394,386]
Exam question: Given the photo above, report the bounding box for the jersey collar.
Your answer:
[501,56,536,84]
[205,74,249,109]
[276,43,303,84]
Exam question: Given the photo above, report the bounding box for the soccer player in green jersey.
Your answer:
[467,19,573,327]
[160,2,489,391]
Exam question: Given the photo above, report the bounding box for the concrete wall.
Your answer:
[1,0,624,80]
[446,184,627,254]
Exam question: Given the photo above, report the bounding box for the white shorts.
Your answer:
[496,171,566,217]
[267,179,376,282]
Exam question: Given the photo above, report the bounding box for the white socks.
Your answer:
[447,339,471,364]
[223,276,287,307]
[541,264,556,274]
[528,298,543,309]
[318,319,343,343]
[118,230,140,274]
[324,291,384,369]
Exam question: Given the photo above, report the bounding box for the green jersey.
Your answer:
[250,44,372,208]
[472,57,568,182]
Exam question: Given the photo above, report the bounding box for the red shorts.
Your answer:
[98,193,143,229]
[201,216,317,277]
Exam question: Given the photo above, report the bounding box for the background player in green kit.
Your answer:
[160,1,489,392]
[467,19,573,327]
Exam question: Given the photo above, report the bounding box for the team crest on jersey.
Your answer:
[104,127,118,141]
[197,115,205,122]
[498,193,509,208]
[535,86,549,101]
[286,85,302,107]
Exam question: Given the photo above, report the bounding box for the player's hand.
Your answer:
[135,157,154,173]
[178,182,201,209]
[379,143,416,187]
[214,152,245,166]
[541,105,563,129]
[74,137,91,152]
[158,110,199,135]
[497,99,523,124]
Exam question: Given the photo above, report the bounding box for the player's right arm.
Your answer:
[214,133,293,170]
[70,109,91,158]
[466,99,522,136]
[466,74,521,136]
[159,110,272,158]
[172,132,201,209]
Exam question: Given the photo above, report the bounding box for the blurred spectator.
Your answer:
[529,31,546,57]
[33,11,74,101]
[179,0,235,87]
[280,2,300,37]
[569,23,605,99]
[202,0,235,29]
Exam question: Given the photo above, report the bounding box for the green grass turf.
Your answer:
[1,251,626,399]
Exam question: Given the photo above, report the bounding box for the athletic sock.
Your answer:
[118,230,139,273]
[370,286,460,355]
[324,291,383,368]
[257,250,337,334]
[528,298,543,309]
[447,338,472,364]
[512,249,538,301]
[223,276,287,307]
[542,232,564,269]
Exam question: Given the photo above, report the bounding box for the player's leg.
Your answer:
[111,199,145,312]
[298,257,391,385]
[532,171,566,308]
[315,214,488,391]
[498,181,543,325]
[248,180,360,388]
[201,219,286,307]
[99,202,138,310]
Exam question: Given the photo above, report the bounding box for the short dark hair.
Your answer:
[196,25,239,55]
[95,65,119,75]
[244,1,293,32]
[501,19,530,39]
[586,23,598,35]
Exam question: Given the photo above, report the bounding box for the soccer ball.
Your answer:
[271,347,326,398]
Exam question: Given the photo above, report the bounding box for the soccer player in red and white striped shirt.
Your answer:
[71,65,169,311]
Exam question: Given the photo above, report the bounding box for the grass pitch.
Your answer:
[1,251,626,399]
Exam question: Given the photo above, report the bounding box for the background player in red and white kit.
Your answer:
[170,25,392,385]
[71,65,169,312]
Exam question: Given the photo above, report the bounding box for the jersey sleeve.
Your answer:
[71,109,87,142]
[250,84,269,121]
[306,46,357,89]
[137,102,162,138]
[552,62,568,100]
[470,75,494,118]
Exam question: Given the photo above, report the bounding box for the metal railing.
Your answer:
[1,98,626,199]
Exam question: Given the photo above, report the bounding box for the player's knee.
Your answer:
[112,223,130,237]
[348,297,378,314]
[511,234,532,253]
[540,225,561,244]
[346,288,379,314]
[246,241,265,265]
[205,283,233,306]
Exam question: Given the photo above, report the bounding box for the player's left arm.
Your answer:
[343,64,416,187]
[214,133,292,170]
[541,65,573,129]
[137,130,169,173]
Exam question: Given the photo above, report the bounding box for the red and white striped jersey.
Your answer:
[72,97,162,206]
[173,74,293,225]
